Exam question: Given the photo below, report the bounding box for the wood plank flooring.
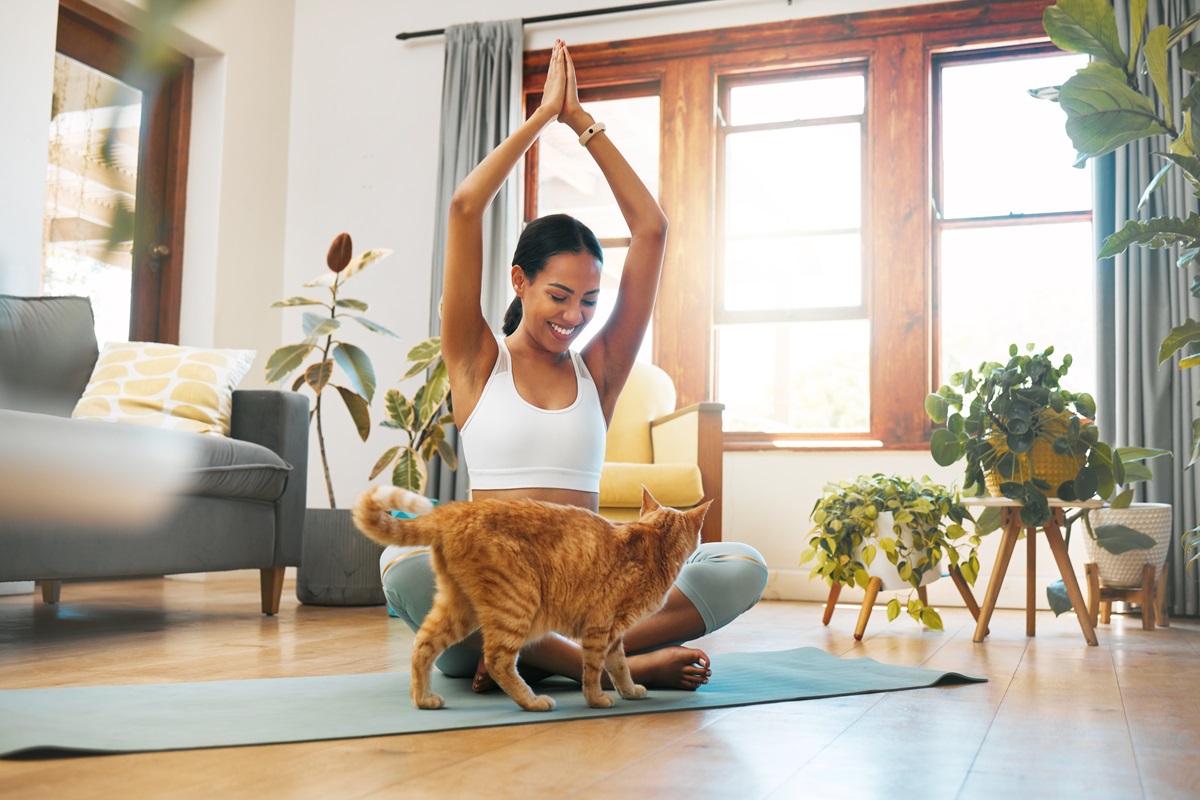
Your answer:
[1,574,1197,799]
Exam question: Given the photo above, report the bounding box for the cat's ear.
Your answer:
[684,501,712,531]
[640,486,661,515]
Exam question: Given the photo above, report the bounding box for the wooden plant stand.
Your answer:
[822,564,985,640]
[1085,562,1169,631]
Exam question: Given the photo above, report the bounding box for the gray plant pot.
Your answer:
[296,508,386,606]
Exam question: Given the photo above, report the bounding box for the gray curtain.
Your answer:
[424,20,523,505]
[1098,0,1200,616]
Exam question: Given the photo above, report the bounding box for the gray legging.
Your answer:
[379,540,769,678]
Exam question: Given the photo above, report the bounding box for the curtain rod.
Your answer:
[396,0,739,41]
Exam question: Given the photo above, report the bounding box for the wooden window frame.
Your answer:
[523,0,1056,451]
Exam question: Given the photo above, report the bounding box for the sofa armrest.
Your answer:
[231,390,309,565]
[650,401,724,542]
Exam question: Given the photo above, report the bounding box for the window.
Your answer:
[532,91,660,362]
[716,70,868,433]
[523,0,1073,449]
[934,49,1094,392]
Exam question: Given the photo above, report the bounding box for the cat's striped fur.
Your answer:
[353,485,708,711]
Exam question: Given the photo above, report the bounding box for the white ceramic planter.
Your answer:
[856,511,944,591]
[1085,503,1172,588]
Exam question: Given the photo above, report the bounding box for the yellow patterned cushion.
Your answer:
[71,342,255,436]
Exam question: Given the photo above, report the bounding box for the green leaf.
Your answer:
[346,315,402,339]
[264,343,314,383]
[1046,579,1074,616]
[1168,10,1200,50]
[391,447,423,491]
[929,428,963,466]
[1043,0,1127,70]
[270,296,327,308]
[1191,417,1200,467]
[335,298,369,312]
[335,385,371,441]
[384,388,414,430]
[1137,161,1175,212]
[1158,318,1200,364]
[369,445,400,480]
[435,437,458,470]
[302,312,340,340]
[926,393,948,424]
[1127,0,1149,73]
[1093,523,1157,554]
[920,606,944,631]
[974,506,1002,536]
[1058,61,1168,164]
[304,360,333,394]
[1102,214,1200,261]
[886,598,901,622]
[1111,488,1135,509]
[1181,42,1200,75]
[1144,25,1173,122]
[332,342,376,404]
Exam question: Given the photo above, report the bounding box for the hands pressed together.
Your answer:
[539,39,594,137]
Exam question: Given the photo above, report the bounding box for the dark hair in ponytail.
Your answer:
[503,214,603,336]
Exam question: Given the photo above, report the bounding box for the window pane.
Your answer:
[43,53,141,348]
[725,124,861,235]
[537,95,660,239]
[940,222,1095,395]
[729,74,864,125]
[723,233,860,311]
[718,320,869,432]
[940,53,1090,218]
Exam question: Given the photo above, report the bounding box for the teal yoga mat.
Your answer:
[0,647,984,757]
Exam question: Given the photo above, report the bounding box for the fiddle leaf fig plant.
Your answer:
[266,232,398,509]
[369,337,456,493]
[804,473,980,629]
[1037,0,1200,463]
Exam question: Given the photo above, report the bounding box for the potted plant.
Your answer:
[804,473,981,630]
[926,343,1117,531]
[266,232,398,606]
[927,343,1171,612]
[1081,448,1172,586]
[369,336,456,492]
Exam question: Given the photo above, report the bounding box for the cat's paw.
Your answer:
[413,692,445,710]
[586,691,617,709]
[519,694,556,712]
[617,683,647,700]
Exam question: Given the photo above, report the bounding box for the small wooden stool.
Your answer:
[822,565,986,640]
[1085,563,1169,631]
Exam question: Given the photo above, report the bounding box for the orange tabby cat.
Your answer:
[353,485,708,712]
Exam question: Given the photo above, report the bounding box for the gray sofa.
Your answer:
[0,295,308,614]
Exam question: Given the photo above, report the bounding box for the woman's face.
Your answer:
[513,251,602,350]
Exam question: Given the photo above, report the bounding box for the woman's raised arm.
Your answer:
[561,45,669,416]
[440,42,567,417]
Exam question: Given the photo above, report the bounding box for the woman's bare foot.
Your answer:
[623,646,711,691]
[471,656,496,693]
[471,655,555,693]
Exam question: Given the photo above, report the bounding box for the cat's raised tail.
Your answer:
[352,485,439,547]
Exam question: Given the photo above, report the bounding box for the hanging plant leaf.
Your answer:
[1046,579,1074,616]
[1093,523,1157,554]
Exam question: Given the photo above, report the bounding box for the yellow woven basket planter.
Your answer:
[984,412,1085,499]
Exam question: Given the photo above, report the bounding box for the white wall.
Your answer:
[0,0,58,295]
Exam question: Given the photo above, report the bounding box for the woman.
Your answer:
[381,40,766,692]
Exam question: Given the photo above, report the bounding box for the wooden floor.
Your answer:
[1,575,1198,800]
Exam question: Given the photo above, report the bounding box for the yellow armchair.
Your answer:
[599,362,724,542]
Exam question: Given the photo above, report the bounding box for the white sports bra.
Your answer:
[459,338,606,492]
